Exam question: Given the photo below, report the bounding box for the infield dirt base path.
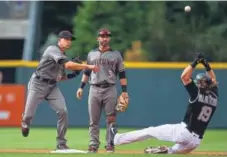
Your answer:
[0,149,226,155]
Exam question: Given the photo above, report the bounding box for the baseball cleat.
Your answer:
[21,121,29,137]
[109,123,118,146]
[105,145,115,153]
[144,145,168,154]
[88,146,98,153]
[56,144,70,150]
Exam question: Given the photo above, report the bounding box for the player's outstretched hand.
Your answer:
[76,88,83,100]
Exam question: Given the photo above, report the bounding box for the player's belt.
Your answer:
[35,75,57,84]
[93,84,115,88]
[186,126,203,139]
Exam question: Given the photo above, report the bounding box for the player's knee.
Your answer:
[89,120,99,127]
[106,115,116,125]
[57,108,68,115]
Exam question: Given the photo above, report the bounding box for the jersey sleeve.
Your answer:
[184,80,199,102]
[49,46,67,64]
[117,52,125,72]
[58,58,70,65]
[86,52,91,64]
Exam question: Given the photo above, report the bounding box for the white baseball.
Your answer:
[184,6,191,12]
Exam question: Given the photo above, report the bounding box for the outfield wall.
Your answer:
[14,63,227,128]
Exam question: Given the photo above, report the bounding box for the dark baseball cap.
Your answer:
[58,30,76,40]
[97,28,112,37]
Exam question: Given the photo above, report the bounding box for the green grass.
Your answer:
[0,128,226,157]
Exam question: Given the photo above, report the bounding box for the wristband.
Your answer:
[204,63,211,71]
[80,82,86,89]
[203,60,211,71]
[121,85,127,92]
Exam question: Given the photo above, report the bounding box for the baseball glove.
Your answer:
[116,94,129,112]
[71,57,82,74]
[72,57,82,64]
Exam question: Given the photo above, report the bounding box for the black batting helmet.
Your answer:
[97,28,112,37]
[194,73,212,89]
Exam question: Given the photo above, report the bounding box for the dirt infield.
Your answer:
[0,149,226,155]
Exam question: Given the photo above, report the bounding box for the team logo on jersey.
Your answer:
[91,59,117,69]
[198,94,217,107]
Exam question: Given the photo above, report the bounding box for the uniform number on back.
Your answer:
[197,106,212,122]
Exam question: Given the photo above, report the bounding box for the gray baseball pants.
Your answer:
[22,75,68,145]
[88,85,117,148]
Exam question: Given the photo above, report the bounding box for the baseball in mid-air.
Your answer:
[184,6,191,12]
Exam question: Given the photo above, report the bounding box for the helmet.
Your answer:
[194,73,212,89]
[97,28,112,37]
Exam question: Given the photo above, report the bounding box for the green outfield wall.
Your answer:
[16,67,227,128]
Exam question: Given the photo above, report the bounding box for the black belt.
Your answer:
[92,84,115,88]
[35,75,57,84]
[186,126,203,139]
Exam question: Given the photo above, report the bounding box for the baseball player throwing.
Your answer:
[21,30,99,150]
[76,28,129,153]
[109,53,218,154]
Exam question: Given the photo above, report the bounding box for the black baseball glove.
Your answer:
[197,52,211,71]
[72,57,82,64]
[191,52,205,68]
[196,52,205,61]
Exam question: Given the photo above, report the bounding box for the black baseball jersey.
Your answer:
[183,80,218,138]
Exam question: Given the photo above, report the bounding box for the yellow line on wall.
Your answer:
[0,60,227,69]
[124,62,227,69]
[0,60,38,67]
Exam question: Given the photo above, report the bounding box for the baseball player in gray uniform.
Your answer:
[21,30,99,150]
[76,28,129,153]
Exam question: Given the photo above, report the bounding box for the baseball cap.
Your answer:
[58,30,76,40]
[97,28,112,37]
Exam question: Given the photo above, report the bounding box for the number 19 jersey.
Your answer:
[183,81,218,138]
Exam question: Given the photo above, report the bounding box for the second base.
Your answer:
[50,149,88,154]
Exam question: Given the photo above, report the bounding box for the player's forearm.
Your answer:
[206,69,217,84]
[81,74,89,83]
[181,65,193,84]
[201,60,217,84]
[182,55,200,82]
[64,61,89,70]
[79,74,89,89]
[119,70,127,92]
[120,78,127,86]
[120,78,127,92]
